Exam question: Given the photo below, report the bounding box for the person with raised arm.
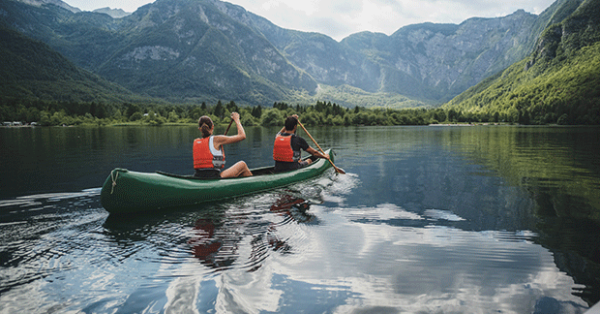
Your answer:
[194,112,252,178]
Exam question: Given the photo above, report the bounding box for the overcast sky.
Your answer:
[62,0,556,41]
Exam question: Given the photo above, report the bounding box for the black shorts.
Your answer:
[274,160,309,173]
[194,169,221,179]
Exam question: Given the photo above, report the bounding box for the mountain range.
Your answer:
[444,0,600,125]
[0,0,595,109]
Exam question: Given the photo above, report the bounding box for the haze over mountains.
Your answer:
[0,0,593,109]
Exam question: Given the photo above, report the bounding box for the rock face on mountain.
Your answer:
[528,0,599,67]
[205,1,554,102]
[247,11,540,101]
[380,12,538,100]
[1,0,567,106]
[93,0,318,104]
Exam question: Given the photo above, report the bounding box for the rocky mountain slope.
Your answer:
[0,0,570,107]
[443,0,599,125]
[200,0,569,102]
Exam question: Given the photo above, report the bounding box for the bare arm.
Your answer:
[306,147,329,159]
[214,112,246,149]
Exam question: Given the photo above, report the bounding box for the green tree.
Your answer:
[214,101,225,119]
[26,107,41,122]
[125,103,141,119]
[251,105,262,118]
[226,101,238,113]
[240,111,258,126]
[300,111,321,125]
[130,112,143,121]
[39,111,52,126]
[557,114,569,125]
[261,108,283,126]
[168,110,179,122]
[112,109,124,122]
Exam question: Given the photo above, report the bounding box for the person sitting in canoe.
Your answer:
[273,114,330,173]
[194,112,252,178]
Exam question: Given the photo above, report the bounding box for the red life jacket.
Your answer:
[193,136,225,169]
[273,133,300,162]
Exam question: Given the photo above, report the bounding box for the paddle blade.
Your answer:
[332,163,346,174]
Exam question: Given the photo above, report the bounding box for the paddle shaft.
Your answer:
[297,121,345,174]
[224,119,234,135]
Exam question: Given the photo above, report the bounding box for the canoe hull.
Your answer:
[100,149,333,214]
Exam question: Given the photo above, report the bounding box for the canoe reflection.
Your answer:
[189,194,317,270]
[267,193,320,255]
[270,194,315,224]
[189,218,238,269]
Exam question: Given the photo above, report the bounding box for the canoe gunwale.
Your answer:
[155,153,322,180]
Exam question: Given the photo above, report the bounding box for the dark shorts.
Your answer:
[274,160,309,173]
[194,169,221,179]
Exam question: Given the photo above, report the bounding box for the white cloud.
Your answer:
[61,0,556,41]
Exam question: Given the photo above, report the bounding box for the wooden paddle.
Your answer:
[297,120,345,174]
[224,119,233,135]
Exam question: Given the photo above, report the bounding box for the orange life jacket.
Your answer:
[273,133,300,162]
[193,136,225,169]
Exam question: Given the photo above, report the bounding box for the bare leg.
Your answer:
[221,161,252,178]
[296,159,313,169]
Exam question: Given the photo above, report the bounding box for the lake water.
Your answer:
[0,125,599,314]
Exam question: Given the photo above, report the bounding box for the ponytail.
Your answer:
[198,116,213,138]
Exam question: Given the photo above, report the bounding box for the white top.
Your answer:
[208,136,223,157]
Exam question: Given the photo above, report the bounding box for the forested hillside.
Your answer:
[0,27,151,104]
[443,0,600,125]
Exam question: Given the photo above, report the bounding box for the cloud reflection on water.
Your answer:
[266,204,588,313]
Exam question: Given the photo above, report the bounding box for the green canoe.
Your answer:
[100,149,334,214]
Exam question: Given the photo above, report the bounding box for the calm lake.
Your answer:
[1,125,599,314]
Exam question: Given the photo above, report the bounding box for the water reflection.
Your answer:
[190,219,236,269]
[184,191,318,274]
[270,193,315,223]
[438,126,600,220]
[160,190,331,313]
[279,203,589,313]
[534,216,600,306]
[1,126,599,312]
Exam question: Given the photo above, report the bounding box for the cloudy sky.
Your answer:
[62,0,556,41]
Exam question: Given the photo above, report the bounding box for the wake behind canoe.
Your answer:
[100,149,334,214]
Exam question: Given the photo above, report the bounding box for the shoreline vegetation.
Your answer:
[3,122,590,128]
[1,99,597,128]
